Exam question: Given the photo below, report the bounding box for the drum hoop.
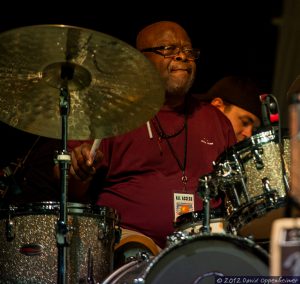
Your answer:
[218,128,289,164]
[250,129,276,144]
[174,209,224,228]
[3,201,118,220]
[227,197,287,228]
[221,129,276,160]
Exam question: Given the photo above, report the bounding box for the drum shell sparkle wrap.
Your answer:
[0,202,119,284]
[215,129,290,240]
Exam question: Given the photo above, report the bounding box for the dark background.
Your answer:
[0,0,284,180]
[0,0,282,93]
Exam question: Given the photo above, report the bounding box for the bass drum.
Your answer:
[103,234,269,284]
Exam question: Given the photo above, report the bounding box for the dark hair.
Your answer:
[200,75,262,119]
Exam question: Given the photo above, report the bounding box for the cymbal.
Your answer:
[0,25,165,140]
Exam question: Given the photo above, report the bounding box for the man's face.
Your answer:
[145,43,196,97]
[224,104,261,142]
[137,23,197,104]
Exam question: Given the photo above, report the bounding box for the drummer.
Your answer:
[54,20,237,265]
[194,75,262,142]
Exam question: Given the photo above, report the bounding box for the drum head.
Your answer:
[143,234,269,284]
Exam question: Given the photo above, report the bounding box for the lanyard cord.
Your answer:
[153,113,188,189]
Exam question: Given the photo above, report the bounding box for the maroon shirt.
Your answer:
[69,99,236,248]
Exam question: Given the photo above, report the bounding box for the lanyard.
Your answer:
[153,113,188,191]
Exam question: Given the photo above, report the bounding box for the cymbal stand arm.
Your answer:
[56,83,71,284]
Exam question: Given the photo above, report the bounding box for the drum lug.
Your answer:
[138,251,151,261]
[166,231,188,246]
[6,218,15,241]
[6,207,15,241]
[219,161,233,178]
[262,177,272,193]
[133,278,145,284]
[56,220,71,246]
[262,177,279,205]
[225,200,234,215]
[126,251,152,266]
[114,226,122,244]
[253,147,264,170]
[228,224,238,236]
[98,222,110,241]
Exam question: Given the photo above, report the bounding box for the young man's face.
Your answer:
[224,104,260,142]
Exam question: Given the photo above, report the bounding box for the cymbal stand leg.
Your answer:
[56,83,71,284]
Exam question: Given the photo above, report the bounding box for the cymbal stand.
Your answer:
[55,65,72,284]
[198,175,211,234]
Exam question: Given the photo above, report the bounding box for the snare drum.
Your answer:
[103,234,269,284]
[0,201,119,284]
[215,128,290,241]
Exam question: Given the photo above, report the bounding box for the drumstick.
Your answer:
[90,138,102,161]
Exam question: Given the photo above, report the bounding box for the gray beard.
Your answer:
[165,77,194,96]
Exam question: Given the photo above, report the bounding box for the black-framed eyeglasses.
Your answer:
[141,45,200,60]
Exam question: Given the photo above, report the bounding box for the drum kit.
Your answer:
[104,128,290,283]
[0,24,295,283]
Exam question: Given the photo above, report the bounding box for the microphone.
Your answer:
[259,94,270,126]
[259,94,279,126]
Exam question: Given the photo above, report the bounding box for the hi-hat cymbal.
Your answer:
[0,24,165,140]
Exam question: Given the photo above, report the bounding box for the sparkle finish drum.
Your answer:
[0,202,119,284]
[215,128,290,241]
